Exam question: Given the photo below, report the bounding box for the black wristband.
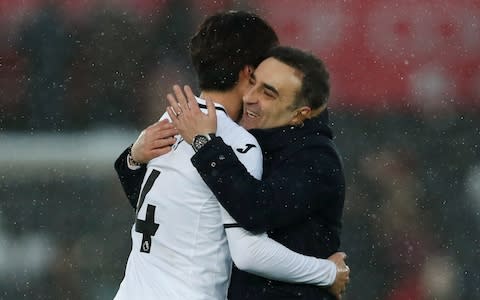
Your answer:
[127,145,143,167]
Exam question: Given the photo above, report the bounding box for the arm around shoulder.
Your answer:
[193,142,344,232]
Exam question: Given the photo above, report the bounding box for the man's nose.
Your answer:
[243,88,257,104]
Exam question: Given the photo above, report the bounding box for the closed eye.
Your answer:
[264,90,275,98]
[262,83,279,99]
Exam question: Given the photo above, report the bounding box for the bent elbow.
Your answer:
[231,254,257,272]
[230,245,260,272]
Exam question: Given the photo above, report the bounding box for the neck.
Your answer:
[199,89,242,121]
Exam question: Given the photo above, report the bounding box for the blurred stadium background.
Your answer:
[1,0,479,299]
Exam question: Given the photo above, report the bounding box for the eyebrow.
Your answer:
[252,73,279,97]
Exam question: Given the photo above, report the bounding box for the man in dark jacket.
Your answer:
[119,46,348,299]
[165,46,346,300]
[115,11,352,300]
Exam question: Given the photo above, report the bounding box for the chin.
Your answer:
[239,119,253,130]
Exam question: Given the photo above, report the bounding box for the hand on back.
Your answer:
[131,84,218,163]
[327,252,350,299]
[166,85,217,144]
[130,119,178,164]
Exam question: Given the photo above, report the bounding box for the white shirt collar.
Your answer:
[195,96,227,115]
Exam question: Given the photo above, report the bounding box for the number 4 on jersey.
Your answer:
[135,170,160,253]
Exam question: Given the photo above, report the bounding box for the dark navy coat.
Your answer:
[191,110,345,300]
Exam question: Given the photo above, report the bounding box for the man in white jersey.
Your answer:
[114,11,349,300]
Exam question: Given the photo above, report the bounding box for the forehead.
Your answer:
[254,58,302,97]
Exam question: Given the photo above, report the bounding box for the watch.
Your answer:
[192,133,216,152]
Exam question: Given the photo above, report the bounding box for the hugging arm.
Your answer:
[191,138,343,233]
[114,147,147,209]
[114,118,177,209]
[222,208,338,286]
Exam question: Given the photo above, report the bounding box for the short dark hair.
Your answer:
[267,46,330,110]
[189,11,278,91]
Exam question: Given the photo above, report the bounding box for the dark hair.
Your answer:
[189,11,278,91]
[267,46,330,110]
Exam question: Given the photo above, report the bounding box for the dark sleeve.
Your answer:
[114,146,147,209]
[191,138,344,233]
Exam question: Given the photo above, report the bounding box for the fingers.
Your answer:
[144,120,178,142]
[150,119,174,130]
[156,128,178,139]
[183,85,201,113]
[205,98,216,118]
[167,104,179,122]
[145,134,176,158]
[149,122,178,137]
[339,262,350,274]
[167,94,181,117]
[167,85,212,120]
[331,252,347,260]
[329,257,350,299]
[131,117,178,163]
[205,98,217,131]
[173,84,188,111]
[141,145,173,161]
[152,136,176,149]
[146,119,169,130]
[151,147,172,157]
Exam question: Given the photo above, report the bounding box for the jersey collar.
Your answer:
[195,96,227,115]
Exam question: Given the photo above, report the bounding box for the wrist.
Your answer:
[127,145,143,169]
[325,259,338,286]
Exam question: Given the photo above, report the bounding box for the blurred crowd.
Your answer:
[337,112,479,300]
[1,0,203,131]
[1,0,479,299]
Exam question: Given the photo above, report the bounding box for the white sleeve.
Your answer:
[221,207,336,286]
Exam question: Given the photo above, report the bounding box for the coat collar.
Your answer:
[249,109,333,153]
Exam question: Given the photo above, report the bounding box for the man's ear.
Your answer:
[310,104,327,117]
[242,65,254,78]
[291,106,312,126]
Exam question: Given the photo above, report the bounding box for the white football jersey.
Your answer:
[114,98,262,300]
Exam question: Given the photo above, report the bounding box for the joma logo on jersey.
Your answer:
[236,144,256,153]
